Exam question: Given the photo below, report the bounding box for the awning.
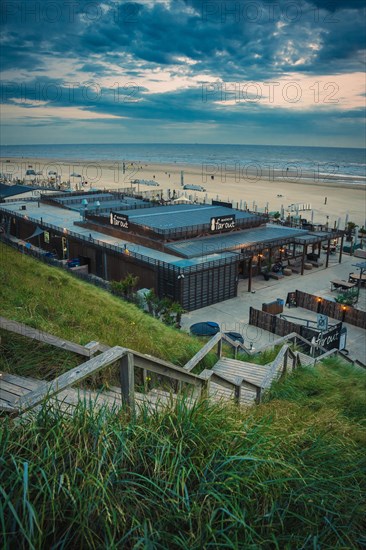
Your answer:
[25,226,44,240]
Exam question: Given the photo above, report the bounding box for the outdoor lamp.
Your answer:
[81,198,88,206]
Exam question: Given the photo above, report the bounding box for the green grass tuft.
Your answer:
[1,397,365,549]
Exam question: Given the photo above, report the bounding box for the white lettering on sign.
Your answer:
[315,327,341,350]
[210,215,236,232]
[110,212,129,229]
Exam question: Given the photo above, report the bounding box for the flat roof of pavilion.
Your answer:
[165,225,320,259]
[113,203,261,232]
[0,200,238,268]
[0,199,341,269]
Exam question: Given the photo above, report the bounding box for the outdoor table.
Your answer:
[330,279,356,291]
[348,273,366,285]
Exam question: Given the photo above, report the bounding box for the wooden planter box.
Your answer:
[262,301,283,315]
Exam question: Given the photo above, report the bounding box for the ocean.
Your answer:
[1,143,365,184]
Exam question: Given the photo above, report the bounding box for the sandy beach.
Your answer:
[1,156,365,227]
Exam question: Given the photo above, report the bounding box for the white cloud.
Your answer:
[0,104,125,120]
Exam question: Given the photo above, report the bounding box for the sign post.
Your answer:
[317,314,328,331]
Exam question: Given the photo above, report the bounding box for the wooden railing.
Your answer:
[16,347,129,413]
[0,317,100,358]
[260,345,298,390]
[183,333,222,372]
[9,346,208,417]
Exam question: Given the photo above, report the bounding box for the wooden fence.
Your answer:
[295,290,366,329]
[248,307,338,355]
[249,307,300,338]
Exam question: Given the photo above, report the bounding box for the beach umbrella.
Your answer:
[354,228,359,245]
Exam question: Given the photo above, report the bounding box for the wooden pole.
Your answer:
[326,238,331,268]
[283,349,288,375]
[217,337,222,359]
[234,384,241,404]
[119,352,135,412]
[255,387,262,405]
[301,244,306,275]
[339,233,344,263]
[247,256,253,292]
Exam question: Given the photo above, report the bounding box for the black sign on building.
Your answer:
[210,215,236,232]
[110,212,129,230]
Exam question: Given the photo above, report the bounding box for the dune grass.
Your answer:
[0,330,82,379]
[267,357,366,431]
[1,394,365,549]
[0,243,212,368]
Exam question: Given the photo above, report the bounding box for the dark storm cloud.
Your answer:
[1,0,364,79]
[1,0,365,145]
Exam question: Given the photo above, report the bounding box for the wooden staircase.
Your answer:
[206,358,279,405]
[0,373,194,417]
[200,346,295,406]
[1,318,355,418]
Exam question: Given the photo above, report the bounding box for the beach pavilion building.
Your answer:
[0,190,344,311]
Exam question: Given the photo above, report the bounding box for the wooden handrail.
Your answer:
[16,347,128,413]
[0,316,99,358]
[261,345,289,389]
[354,359,366,369]
[221,333,251,357]
[183,332,221,371]
[132,351,205,387]
[313,348,339,365]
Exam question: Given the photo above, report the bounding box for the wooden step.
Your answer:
[213,358,272,386]
[208,381,256,406]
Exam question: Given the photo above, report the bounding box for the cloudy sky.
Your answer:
[1,0,365,146]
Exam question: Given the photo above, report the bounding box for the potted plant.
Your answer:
[335,289,358,306]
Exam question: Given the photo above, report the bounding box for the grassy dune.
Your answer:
[1,242,366,548]
[0,243,205,366]
[1,391,365,549]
